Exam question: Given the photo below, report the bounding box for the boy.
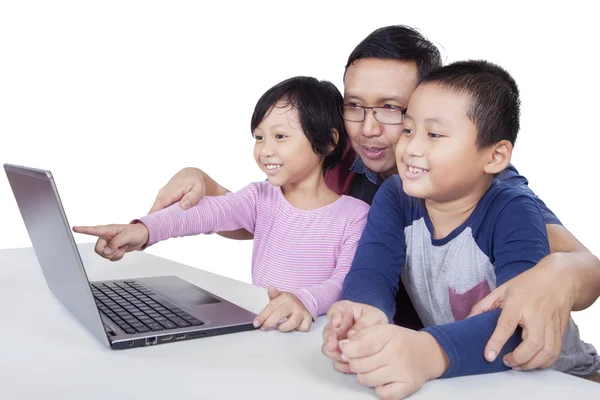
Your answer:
[333,60,600,399]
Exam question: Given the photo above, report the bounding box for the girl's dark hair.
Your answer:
[250,76,347,170]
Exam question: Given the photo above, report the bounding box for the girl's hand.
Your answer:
[253,286,313,332]
[73,223,149,261]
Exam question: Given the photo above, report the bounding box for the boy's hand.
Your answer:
[253,286,312,332]
[321,301,388,374]
[73,223,149,261]
[339,325,449,400]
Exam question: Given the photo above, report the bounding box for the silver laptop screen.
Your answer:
[4,164,109,347]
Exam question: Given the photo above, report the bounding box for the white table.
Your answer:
[1,244,598,399]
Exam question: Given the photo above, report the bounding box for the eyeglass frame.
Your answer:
[340,103,407,125]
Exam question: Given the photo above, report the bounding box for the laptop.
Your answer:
[4,163,257,350]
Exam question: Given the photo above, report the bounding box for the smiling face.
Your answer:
[253,103,324,187]
[343,58,420,178]
[396,83,493,202]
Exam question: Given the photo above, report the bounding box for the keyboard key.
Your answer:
[170,317,191,327]
[186,317,204,326]
[147,323,164,331]
[159,321,177,329]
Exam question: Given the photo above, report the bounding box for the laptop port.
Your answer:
[175,334,186,340]
[159,335,173,342]
[128,341,134,347]
[146,336,157,345]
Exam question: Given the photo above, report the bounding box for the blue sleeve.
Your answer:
[423,194,551,378]
[341,176,407,322]
[497,164,562,226]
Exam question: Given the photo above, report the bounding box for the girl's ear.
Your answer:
[327,128,340,154]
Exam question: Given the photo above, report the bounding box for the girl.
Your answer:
[74,76,370,333]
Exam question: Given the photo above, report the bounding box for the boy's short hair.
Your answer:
[345,25,443,80]
[419,60,521,149]
[250,76,347,171]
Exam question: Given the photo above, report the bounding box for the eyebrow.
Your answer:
[269,124,287,130]
[404,113,445,125]
[344,93,409,105]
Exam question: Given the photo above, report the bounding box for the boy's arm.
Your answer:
[149,167,254,240]
[341,177,407,321]
[423,195,550,378]
[291,207,369,319]
[480,165,600,369]
[137,183,260,247]
[496,165,599,309]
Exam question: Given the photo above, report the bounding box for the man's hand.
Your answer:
[339,325,449,400]
[253,286,313,332]
[148,167,254,241]
[149,167,207,213]
[321,301,388,374]
[73,223,149,261]
[469,253,575,370]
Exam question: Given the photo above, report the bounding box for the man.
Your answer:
[146,25,600,376]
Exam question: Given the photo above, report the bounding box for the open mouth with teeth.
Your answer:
[404,164,429,179]
[407,165,428,174]
[264,164,282,175]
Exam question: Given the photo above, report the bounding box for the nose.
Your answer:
[404,131,427,158]
[361,108,383,138]
[260,139,275,158]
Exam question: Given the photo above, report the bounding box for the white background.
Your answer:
[1,1,598,345]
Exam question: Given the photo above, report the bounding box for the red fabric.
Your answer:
[324,141,358,196]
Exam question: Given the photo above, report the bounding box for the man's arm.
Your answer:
[149,167,254,240]
[547,224,600,311]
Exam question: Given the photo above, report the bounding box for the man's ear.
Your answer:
[483,139,513,175]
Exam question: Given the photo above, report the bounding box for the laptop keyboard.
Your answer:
[91,281,204,335]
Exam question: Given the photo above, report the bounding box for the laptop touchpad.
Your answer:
[145,278,221,307]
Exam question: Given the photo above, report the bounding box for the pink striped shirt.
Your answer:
[137,181,370,319]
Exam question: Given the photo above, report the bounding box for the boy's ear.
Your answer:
[483,140,513,175]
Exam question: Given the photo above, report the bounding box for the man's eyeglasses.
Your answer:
[341,103,406,125]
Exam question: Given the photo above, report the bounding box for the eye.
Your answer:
[275,133,287,140]
[382,104,404,112]
[428,133,443,139]
[254,135,264,141]
[345,102,361,109]
[402,128,414,136]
